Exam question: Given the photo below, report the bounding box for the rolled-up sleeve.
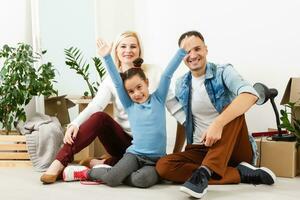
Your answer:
[222,65,258,97]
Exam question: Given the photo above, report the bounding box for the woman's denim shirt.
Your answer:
[175,62,259,164]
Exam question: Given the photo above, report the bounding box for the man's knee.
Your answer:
[156,157,172,179]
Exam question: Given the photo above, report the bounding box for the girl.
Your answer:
[62,37,192,188]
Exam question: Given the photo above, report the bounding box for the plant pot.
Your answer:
[81,95,92,100]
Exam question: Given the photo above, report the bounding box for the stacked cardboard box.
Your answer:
[281,77,300,176]
[254,77,300,178]
[255,137,299,177]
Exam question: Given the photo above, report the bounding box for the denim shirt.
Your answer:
[175,62,259,164]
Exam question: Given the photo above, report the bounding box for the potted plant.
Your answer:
[64,47,106,98]
[0,43,57,134]
[280,101,300,145]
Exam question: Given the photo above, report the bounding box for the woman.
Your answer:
[40,31,184,184]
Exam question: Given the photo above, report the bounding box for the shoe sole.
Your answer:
[180,186,207,199]
[92,164,112,169]
[239,162,276,184]
[40,174,59,184]
[80,180,103,185]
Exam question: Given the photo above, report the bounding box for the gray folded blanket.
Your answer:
[17,113,64,172]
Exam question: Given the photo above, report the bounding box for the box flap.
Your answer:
[45,95,75,108]
[44,95,75,125]
[66,99,76,108]
[281,78,300,106]
[45,95,67,101]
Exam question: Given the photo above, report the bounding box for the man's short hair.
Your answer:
[178,31,205,46]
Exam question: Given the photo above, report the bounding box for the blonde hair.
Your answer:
[112,31,143,68]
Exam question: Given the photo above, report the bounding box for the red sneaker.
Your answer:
[63,165,89,182]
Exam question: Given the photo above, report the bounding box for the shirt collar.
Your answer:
[205,62,215,80]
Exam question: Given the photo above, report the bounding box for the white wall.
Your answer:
[0,0,36,120]
[2,0,299,143]
[133,0,300,136]
[95,0,135,42]
[0,0,32,46]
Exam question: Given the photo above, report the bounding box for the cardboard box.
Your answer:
[281,77,300,122]
[298,147,300,175]
[255,137,299,178]
[279,78,300,175]
[44,95,75,126]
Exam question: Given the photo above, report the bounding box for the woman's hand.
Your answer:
[97,38,112,57]
[63,124,79,145]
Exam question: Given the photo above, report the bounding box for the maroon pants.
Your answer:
[56,112,132,166]
[156,115,253,184]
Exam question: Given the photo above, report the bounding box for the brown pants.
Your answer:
[156,115,253,184]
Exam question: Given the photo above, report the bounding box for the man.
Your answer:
[156,31,276,199]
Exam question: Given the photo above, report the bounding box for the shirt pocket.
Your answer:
[215,87,225,98]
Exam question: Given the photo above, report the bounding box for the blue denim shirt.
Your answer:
[175,62,259,164]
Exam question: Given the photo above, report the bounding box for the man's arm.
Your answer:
[173,122,186,153]
[201,92,258,147]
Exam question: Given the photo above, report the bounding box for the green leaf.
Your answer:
[280,101,300,144]
[0,43,56,132]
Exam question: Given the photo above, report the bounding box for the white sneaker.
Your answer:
[63,165,89,182]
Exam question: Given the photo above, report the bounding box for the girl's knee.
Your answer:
[130,171,158,188]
